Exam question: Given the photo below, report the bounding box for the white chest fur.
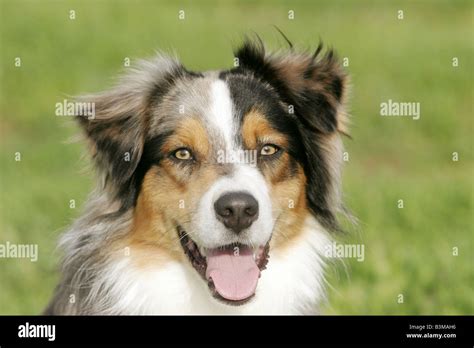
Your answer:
[92,218,331,315]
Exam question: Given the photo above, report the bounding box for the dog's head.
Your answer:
[77,39,349,305]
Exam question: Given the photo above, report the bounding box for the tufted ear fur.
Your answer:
[233,39,349,230]
[234,39,348,134]
[75,56,186,208]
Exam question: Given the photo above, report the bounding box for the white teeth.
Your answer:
[200,246,207,257]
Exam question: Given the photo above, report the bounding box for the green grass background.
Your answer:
[0,0,472,314]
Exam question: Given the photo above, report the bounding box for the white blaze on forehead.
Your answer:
[208,79,235,151]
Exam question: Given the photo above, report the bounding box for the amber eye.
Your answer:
[260,144,279,156]
[173,148,193,160]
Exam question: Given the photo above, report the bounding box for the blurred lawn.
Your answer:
[0,0,472,314]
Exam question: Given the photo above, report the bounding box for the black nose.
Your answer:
[214,191,259,234]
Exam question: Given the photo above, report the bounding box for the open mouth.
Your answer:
[177,227,270,305]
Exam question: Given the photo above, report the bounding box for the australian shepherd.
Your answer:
[45,38,350,315]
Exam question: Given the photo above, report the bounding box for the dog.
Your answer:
[45,38,350,314]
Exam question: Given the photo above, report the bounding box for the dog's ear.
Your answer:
[234,39,349,230]
[234,39,349,134]
[75,56,184,206]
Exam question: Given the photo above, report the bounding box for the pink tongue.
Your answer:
[206,245,260,301]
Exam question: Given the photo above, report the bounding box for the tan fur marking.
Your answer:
[126,168,186,268]
[269,165,309,251]
[242,109,309,251]
[241,110,288,149]
[162,117,210,159]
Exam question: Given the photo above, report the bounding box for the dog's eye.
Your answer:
[260,144,279,156]
[172,148,193,160]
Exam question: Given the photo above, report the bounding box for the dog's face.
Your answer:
[137,75,309,303]
[77,40,348,305]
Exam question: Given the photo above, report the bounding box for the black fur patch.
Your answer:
[221,72,305,165]
[127,131,174,209]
